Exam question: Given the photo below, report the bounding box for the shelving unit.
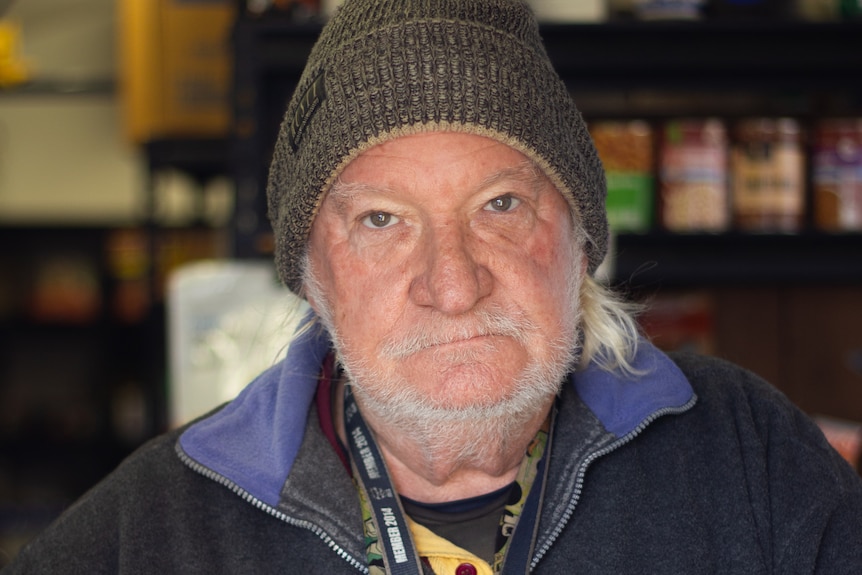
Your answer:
[0,226,164,554]
[0,224,228,561]
[614,232,862,288]
[0,2,235,562]
[541,21,862,94]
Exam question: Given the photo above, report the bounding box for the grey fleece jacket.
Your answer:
[3,333,861,573]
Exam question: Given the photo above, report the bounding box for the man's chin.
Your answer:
[357,375,558,424]
[397,364,525,405]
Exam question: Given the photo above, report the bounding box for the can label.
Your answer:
[660,120,729,232]
[605,172,654,232]
[732,144,805,217]
[591,121,654,233]
[814,122,862,231]
[731,118,805,232]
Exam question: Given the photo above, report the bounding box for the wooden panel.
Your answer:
[711,286,783,392]
[784,287,862,421]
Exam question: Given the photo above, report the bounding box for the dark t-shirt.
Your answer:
[401,482,514,564]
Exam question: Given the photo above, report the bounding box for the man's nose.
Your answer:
[409,223,492,315]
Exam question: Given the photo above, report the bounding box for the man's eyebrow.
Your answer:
[324,180,389,215]
[476,160,546,194]
[324,160,546,214]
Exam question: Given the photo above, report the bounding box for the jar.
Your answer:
[590,120,654,233]
[731,118,805,232]
[658,119,730,232]
[813,119,862,231]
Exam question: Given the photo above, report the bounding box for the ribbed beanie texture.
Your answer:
[267,0,608,294]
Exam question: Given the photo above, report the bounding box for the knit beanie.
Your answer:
[267,0,608,294]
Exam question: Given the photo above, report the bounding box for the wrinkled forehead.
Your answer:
[316,130,576,223]
[324,162,558,215]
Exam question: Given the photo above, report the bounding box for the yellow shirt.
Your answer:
[407,517,494,575]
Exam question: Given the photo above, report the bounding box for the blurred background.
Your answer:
[1,0,861,565]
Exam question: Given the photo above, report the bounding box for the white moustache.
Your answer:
[378,306,537,360]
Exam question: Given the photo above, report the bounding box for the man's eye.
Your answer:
[361,212,399,228]
[485,195,521,212]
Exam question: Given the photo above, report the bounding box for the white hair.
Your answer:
[577,274,644,377]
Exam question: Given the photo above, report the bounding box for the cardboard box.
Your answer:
[119,0,234,143]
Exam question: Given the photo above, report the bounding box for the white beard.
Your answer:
[304,259,584,467]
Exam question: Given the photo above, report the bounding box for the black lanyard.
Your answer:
[343,385,424,575]
[343,384,553,575]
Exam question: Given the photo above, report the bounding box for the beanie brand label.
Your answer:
[288,69,326,151]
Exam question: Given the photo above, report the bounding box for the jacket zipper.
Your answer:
[175,443,368,573]
[529,395,698,571]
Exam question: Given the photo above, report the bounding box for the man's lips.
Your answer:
[378,308,533,360]
[402,333,507,358]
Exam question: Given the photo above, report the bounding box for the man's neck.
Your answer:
[334,378,553,503]
[374,432,530,503]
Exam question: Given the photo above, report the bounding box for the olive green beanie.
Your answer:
[267,0,608,294]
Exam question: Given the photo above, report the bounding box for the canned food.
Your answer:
[731,118,805,232]
[659,119,729,232]
[591,120,655,233]
[813,119,862,231]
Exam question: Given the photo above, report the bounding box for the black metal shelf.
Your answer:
[613,232,862,288]
[232,19,862,88]
[540,21,862,93]
[144,138,231,183]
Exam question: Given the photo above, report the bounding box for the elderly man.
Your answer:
[5,0,861,573]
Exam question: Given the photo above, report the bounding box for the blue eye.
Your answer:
[485,195,520,212]
[362,212,399,228]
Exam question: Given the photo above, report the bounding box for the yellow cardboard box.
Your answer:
[119,0,235,143]
[0,20,30,88]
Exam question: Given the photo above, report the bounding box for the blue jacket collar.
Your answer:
[178,313,331,507]
[178,314,694,508]
[572,343,694,437]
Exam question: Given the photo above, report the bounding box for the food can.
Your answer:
[813,119,862,231]
[590,120,655,233]
[731,118,805,232]
[658,119,729,232]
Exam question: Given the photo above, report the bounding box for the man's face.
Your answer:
[306,132,584,425]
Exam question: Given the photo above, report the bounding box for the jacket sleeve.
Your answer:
[1,428,360,574]
[3,433,185,573]
[2,454,128,573]
[770,411,862,573]
[672,351,862,573]
[809,491,862,573]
